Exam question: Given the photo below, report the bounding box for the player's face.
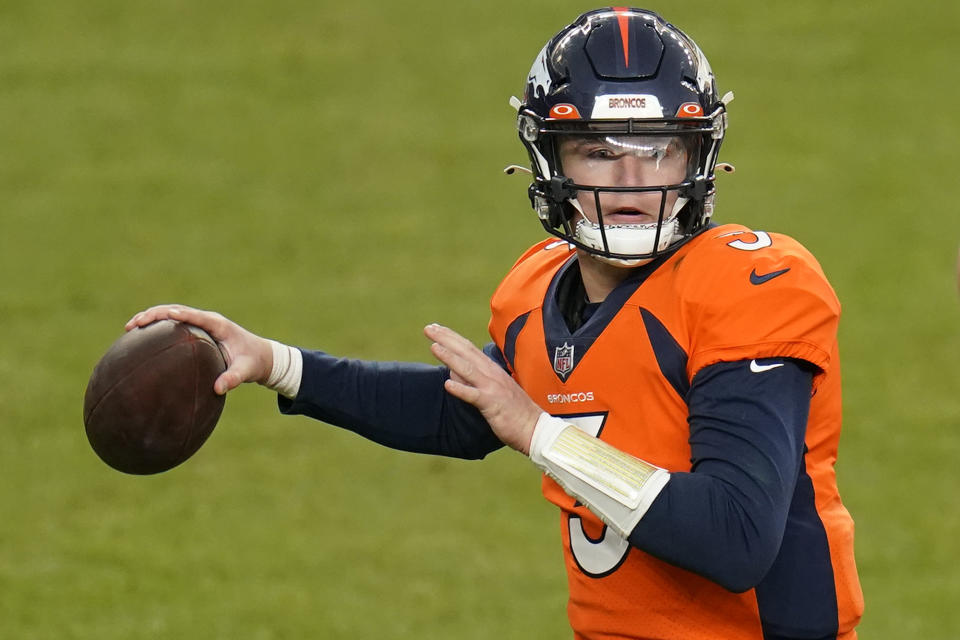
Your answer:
[558,135,690,226]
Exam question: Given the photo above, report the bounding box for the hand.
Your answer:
[424,323,542,455]
[125,304,273,395]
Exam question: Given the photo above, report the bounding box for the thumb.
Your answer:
[214,368,247,395]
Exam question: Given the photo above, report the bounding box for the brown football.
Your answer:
[83,319,227,474]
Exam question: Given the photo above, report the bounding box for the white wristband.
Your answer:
[264,340,303,399]
[529,413,670,538]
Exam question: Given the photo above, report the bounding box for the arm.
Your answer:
[279,348,503,460]
[626,358,811,592]
[125,305,503,460]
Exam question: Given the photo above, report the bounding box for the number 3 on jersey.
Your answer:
[720,229,772,251]
[558,413,631,578]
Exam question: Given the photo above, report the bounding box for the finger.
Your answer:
[213,352,263,394]
[125,304,193,331]
[443,377,481,406]
[163,307,230,341]
[214,370,245,395]
[127,306,228,342]
[424,323,480,358]
[125,307,161,330]
[430,341,480,384]
[424,324,491,380]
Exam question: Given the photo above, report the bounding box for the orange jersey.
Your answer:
[488,225,863,639]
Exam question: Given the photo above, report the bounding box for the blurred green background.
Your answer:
[1,0,957,637]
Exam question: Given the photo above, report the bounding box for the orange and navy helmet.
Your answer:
[517,8,731,262]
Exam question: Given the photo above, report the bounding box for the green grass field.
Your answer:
[2,1,958,637]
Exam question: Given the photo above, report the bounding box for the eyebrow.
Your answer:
[560,137,594,150]
[563,136,678,152]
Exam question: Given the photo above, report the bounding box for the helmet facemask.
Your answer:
[521,112,725,265]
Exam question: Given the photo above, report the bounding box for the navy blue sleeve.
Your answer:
[627,358,813,592]
[276,345,506,460]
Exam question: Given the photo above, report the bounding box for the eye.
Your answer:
[585,146,617,160]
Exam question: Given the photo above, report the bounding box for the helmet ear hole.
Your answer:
[527,184,568,229]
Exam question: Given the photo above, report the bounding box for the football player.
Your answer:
[128,8,863,639]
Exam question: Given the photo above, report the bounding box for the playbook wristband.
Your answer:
[529,413,670,539]
[264,340,303,399]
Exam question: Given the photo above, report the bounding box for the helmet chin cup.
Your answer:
[572,216,680,263]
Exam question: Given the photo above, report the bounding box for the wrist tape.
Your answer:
[529,413,670,538]
[265,341,303,399]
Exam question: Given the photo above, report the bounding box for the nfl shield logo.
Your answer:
[553,342,575,378]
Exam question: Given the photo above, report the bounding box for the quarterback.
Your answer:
[128,8,863,639]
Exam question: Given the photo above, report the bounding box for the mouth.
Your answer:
[600,208,658,225]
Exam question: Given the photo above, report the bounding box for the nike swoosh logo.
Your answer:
[750,360,785,373]
[750,267,790,285]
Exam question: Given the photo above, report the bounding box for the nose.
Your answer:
[596,155,674,219]
[613,154,658,187]
[603,158,665,203]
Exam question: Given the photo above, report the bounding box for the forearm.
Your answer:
[278,349,504,460]
[629,468,791,593]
